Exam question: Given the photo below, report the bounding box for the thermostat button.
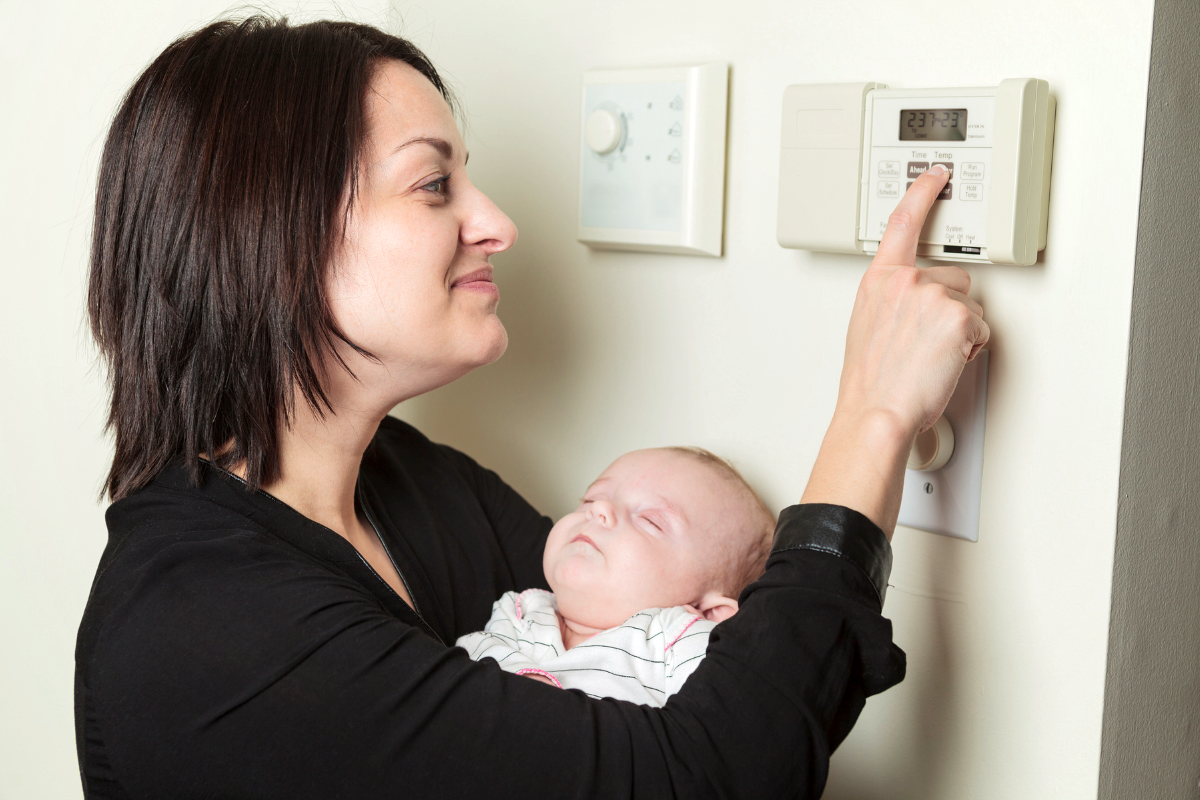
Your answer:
[878,181,900,198]
[907,161,929,178]
[906,180,952,200]
[932,161,954,178]
[878,161,901,178]
[961,183,984,201]
[960,162,985,180]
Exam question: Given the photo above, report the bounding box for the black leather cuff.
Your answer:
[772,503,893,605]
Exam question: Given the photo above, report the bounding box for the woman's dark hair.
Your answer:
[88,16,451,501]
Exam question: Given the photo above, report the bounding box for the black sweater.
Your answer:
[75,416,905,798]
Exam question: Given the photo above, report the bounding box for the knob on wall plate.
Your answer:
[897,350,990,542]
[908,415,955,471]
[586,108,624,154]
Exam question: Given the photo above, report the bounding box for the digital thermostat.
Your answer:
[777,79,1055,265]
[577,63,728,256]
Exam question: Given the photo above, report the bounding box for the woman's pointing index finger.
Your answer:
[871,165,950,267]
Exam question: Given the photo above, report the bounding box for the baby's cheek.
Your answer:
[607,553,663,604]
[629,552,699,609]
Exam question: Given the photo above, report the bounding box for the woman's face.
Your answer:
[330,60,516,403]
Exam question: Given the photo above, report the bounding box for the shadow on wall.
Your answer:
[825,531,977,799]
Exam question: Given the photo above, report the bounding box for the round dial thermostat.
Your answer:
[585,108,624,154]
[908,415,955,472]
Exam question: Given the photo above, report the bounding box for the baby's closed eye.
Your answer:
[638,515,664,532]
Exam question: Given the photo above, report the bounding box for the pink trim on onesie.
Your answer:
[513,588,554,621]
[666,615,703,651]
[515,668,563,689]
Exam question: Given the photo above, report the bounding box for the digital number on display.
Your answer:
[899,109,967,141]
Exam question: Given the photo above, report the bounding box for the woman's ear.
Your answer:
[684,592,739,623]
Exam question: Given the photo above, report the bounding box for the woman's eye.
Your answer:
[420,174,451,196]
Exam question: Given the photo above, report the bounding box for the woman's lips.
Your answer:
[451,267,498,297]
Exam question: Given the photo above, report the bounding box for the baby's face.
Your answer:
[543,449,749,631]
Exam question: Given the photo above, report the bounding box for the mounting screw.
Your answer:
[924,482,934,494]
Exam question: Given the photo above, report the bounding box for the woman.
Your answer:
[77,16,987,799]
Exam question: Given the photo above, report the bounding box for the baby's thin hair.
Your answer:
[663,446,777,596]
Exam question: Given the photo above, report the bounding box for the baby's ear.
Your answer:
[685,592,739,623]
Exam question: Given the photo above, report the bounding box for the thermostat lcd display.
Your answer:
[899,108,967,141]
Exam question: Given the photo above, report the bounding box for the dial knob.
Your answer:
[585,108,624,154]
[907,415,955,472]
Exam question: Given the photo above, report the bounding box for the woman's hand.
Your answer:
[841,165,990,434]
[801,165,990,537]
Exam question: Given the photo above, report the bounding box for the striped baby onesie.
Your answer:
[456,589,715,707]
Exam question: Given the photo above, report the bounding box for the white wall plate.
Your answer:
[577,63,728,256]
[897,350,990,541]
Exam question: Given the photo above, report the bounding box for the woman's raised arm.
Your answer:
[802,164,990,536]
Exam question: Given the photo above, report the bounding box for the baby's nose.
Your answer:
[588,499,616,526]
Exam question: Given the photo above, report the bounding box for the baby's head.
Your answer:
[543,447,775,631]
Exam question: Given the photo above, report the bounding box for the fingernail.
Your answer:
[929,164,948,176]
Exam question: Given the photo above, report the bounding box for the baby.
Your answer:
[456,447,776,707]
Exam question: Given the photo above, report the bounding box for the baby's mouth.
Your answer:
[570,534,599,551]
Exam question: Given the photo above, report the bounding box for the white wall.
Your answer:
[390,1,1155,797]
[0,2,392,796]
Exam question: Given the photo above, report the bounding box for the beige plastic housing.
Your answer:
[777,79,1055,265]
[988,78,1056,264]
[776,83,879,254]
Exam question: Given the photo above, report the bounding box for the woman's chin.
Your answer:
[469,319,508,367]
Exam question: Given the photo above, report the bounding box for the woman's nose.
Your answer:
[459,178,517,256]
